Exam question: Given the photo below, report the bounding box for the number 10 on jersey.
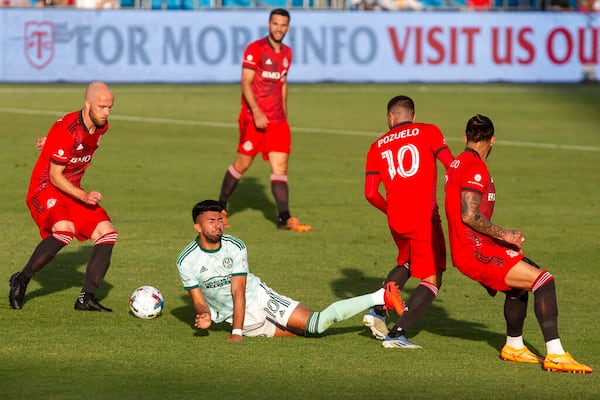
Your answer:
[381,144,420,179]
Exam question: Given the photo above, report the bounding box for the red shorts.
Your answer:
[26,186,111,241]
[237,114,291,161]
[390,217,446,279]
[452,243,523,292]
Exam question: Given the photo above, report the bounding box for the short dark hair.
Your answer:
[192,200,224,222]
[270,8,290,22]
[387,95,415,114]
[465,114,495,142]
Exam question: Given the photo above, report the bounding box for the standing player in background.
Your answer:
[9,81,118,312]
[362,95,454,348]
[217,8,311,232]
[444,114,591,373]
[176,200,404,342]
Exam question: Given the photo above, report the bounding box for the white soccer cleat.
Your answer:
[362,308,389,340]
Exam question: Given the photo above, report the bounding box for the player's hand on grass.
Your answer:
[227,333,243,343]
[194,312,211,329]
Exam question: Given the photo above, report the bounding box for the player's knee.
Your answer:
[94,231,119,246]
[52,220,75,233]
[270,173,288,183]
[531,270,554,293]
[419,281,440,297]
[52,231,74,245]
[228,164,245,178]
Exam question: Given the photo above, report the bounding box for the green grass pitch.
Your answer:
[0,83,599,399]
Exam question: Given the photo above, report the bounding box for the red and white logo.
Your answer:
[25,21,55,70]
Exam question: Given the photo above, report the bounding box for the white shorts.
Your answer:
[226,282,300,337]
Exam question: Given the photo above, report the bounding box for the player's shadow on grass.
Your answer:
[227,176,278,227]
[326,267,544,356]
[23,245,114,304]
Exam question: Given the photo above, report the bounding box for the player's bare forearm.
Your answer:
[189,288,212,329]
[461,191,523,248]
[49,163,97,204]
[229,276,246,342]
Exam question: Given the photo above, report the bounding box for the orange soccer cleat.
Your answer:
[500,345,543,363]
[543,353,593,374]
[221,210,231,228]
[278,217,312,232]
[383,282,405,316]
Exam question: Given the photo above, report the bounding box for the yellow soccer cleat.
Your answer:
[543,353,593,374]
[500,345,543,363]
[279,217,312,232]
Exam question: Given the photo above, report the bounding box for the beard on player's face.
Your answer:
[90,109,107,127]
[269,32,285,43]
[202,229,222,244]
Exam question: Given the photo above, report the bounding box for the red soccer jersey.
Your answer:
[444,148,497,255]
[240,37,292,123]
[365,121,451,233]
[28,110,108,197]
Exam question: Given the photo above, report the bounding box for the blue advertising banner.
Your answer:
[1,9,598,83]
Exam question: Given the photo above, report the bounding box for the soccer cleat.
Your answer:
[221,210,231,228]
[500,345,543,363]
[74,293,113,312]
[278,217,312,232]
[8,272,28,310]
[362,308,389,340]
[543,353,593,374]
[383,281,405,316]
[382,334,422,349]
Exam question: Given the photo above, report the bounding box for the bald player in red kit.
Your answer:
[9,82,118,312]
[363,95,454,348]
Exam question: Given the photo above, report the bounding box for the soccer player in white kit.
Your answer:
[176,200,405,342]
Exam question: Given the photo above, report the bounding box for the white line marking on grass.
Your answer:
[1,107,599,153]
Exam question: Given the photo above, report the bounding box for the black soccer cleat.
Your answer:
[74,292,113,312]
[9,272,28,310]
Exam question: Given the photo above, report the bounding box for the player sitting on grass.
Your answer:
[176,200,404,341]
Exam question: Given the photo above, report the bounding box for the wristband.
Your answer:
[232,328,243,336]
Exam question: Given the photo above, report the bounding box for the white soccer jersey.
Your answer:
[176,234,261,323]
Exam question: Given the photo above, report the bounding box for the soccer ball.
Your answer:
[129,286,164,319]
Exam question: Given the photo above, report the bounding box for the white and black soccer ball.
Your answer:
[129,285,164,319]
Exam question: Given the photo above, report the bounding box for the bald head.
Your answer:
[83,81,114,131]
[85,81,113,103]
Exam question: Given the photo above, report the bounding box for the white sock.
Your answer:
[506,335,525,349]
[371,288,385,305]
[546,338,565,355]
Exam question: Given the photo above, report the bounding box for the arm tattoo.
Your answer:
[461,191,506,240]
